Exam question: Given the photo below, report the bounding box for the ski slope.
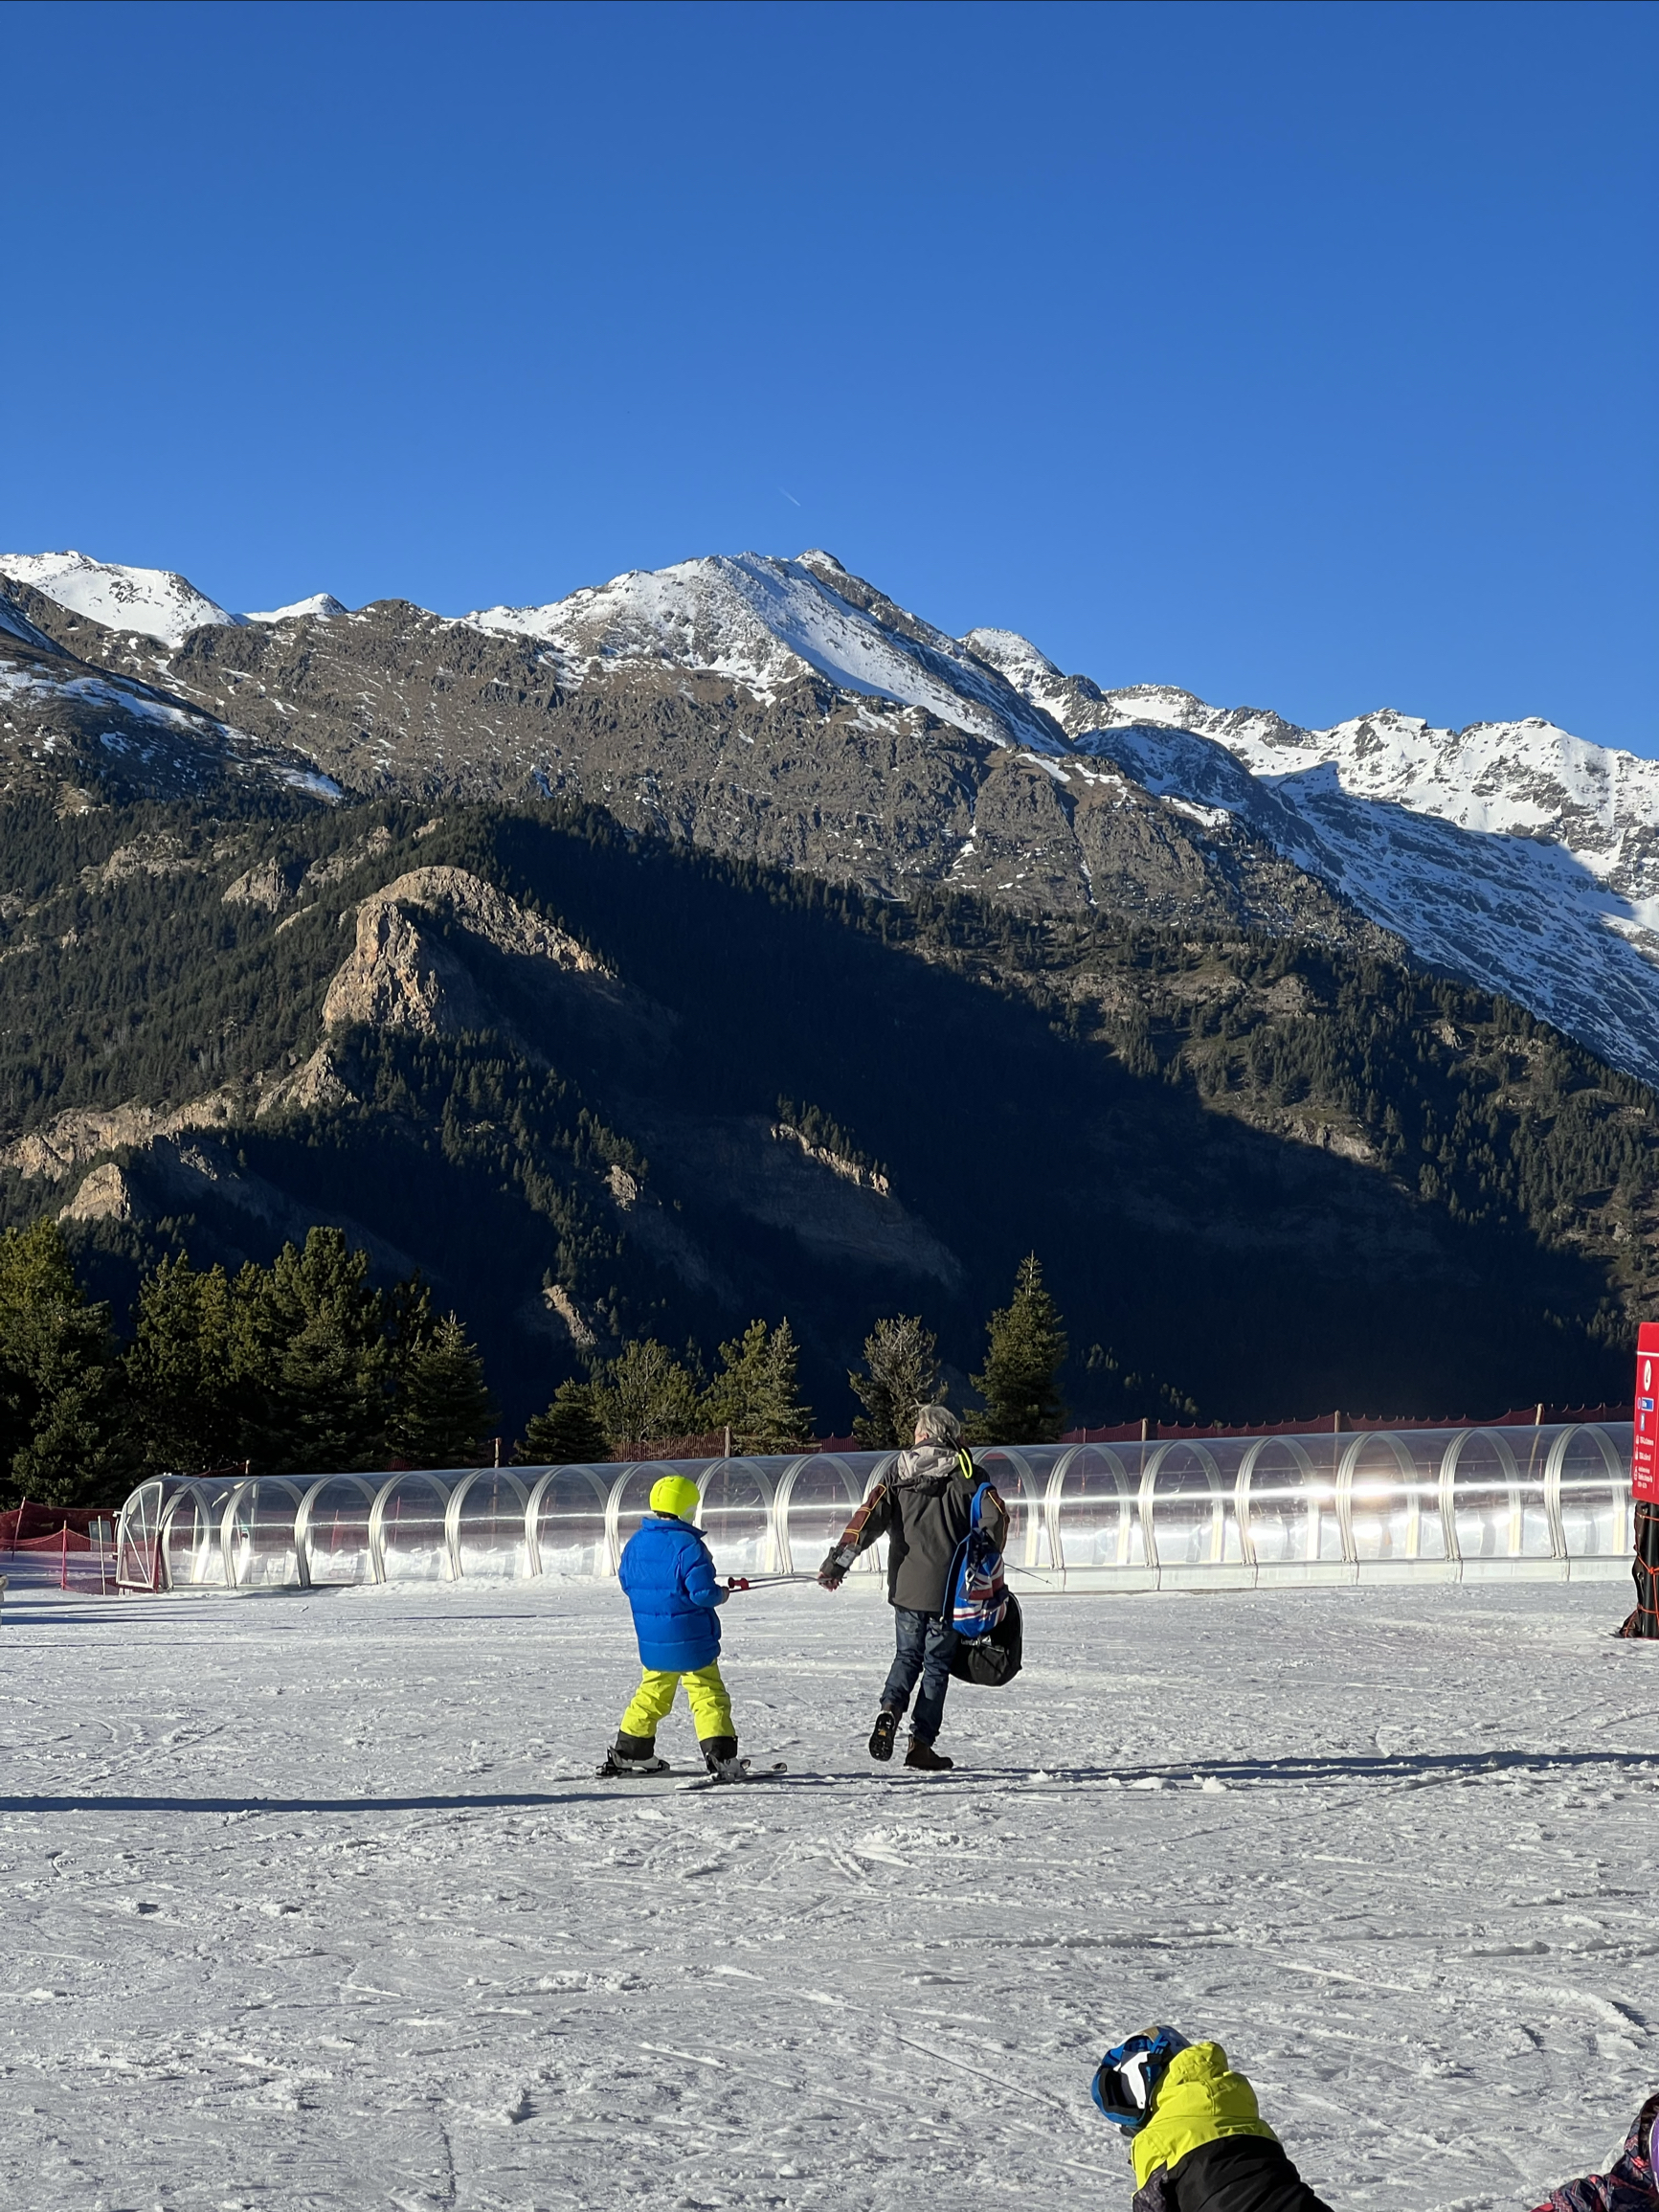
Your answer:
[2,1576,1655,2212]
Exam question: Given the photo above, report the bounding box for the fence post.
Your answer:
[1624,1322,1659,1637]
[60,1523,68,1591]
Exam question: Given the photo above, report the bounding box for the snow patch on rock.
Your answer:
[243,593,347,622]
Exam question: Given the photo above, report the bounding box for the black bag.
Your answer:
[949,1589,1022,1686]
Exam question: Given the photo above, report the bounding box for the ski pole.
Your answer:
[723,1572,821,1590]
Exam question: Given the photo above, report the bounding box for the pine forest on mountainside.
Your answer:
[0,787,1654,1490]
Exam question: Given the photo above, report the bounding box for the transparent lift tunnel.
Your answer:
[115,1424,1638,1595]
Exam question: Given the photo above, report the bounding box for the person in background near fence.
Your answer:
[601,1475,743,1780]
[817,1402,1006,1772]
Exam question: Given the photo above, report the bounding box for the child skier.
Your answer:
[1089,2028,1333,2212]
[600,1474,744,1781]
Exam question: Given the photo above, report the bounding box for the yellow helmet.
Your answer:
[650,1475,701,1520]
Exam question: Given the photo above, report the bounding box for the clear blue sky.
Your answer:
[5,1,1654,748]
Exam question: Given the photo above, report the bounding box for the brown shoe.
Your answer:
[905,1737,953,1772]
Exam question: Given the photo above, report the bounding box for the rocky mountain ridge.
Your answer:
[3,548,1654,1087]
[3,795,1650,1430]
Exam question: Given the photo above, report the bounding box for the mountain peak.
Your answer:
[466,550,1068,755]
[0,551,243,648]
[244,593,347,623]
[961,627,1061,680]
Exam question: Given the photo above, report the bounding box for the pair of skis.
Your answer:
[593,1755,788,1789]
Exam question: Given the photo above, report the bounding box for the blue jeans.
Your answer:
[881,1608,959,1746]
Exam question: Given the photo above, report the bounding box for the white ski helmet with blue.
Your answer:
[1090,2026,1190,2133]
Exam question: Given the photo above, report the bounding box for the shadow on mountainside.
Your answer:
[16,801,1639,1433]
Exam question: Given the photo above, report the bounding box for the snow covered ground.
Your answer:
[3,1575,1656,2212]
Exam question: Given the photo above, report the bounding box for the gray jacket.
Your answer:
[821,1443,1008,1614]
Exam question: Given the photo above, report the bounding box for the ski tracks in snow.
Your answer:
[0,1581,1656,2210]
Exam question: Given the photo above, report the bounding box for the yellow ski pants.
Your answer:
[619,1660,733,1742]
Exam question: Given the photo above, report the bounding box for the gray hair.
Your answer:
[912,1402,961,1448]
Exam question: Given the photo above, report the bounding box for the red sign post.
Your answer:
[1634,1321,1659,1505]
[1622,1322,1659,1636]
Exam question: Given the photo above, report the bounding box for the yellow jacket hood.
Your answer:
[1131,2041,1279,2188]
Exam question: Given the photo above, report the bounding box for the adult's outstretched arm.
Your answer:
[818,1483,892,1588]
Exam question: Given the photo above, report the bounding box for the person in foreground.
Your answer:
[1091,2025,1659,2212]
[1529,2092,1659,2212]
[817,1401,1006,1772]
[601,1474,743,1780]
[1090,2029,1332,2212]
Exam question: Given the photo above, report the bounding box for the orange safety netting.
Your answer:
[0,1503,114,1550]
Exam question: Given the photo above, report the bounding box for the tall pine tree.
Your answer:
[591,1340,706,1454]
[125,1253,253,1477]
[849,1315,942,1447]
[241,1228,392,1474]
[706,1319,813,1455]
[967,1254,1068,1444]
[516,1379,610,1466]
[391,1312,497,1468]
[0,1222,123,1507]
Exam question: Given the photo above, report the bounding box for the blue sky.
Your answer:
[5,0,1654,748]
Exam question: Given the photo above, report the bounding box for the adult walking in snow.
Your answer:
[817,1403,1006,1772]
[600,1475,744,1781]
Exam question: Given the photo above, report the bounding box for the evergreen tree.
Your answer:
[384,1270,437,1373]
[967,1253,1068,1444]
[849,1315,942,1447]
[390,1312,497,1468]
[124,1253,254,1477]
[591,1339,706,1455]
[516,1378,610,1466]
[706,1319,813,1455]
[242,1227,392,1473]
[0,1221,123,1506]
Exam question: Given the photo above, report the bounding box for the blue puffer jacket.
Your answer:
[618,1513,727,1671]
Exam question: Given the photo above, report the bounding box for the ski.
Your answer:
[593,1760,675,1780]
[678,1759,789,1792]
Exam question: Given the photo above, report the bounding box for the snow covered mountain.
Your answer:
[0,552,246,649]
[5,542,1656,1090]
[962,634,1659,1091]
[244,592,347,622]
[471,550,1069,756]
[0,554,345,643]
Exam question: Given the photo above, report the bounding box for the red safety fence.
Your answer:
[0,1501,115,1547]
[611,1431,733,1462]
[2,1501,119,1595]
[1060,1404,1625,1445]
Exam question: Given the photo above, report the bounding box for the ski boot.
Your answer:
[868,1708,899,1762]
[699,1732,746,1784]
[905,1736,953,1772]
[599,1730,669,1777]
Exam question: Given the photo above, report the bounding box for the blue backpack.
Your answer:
[948,1478,1008,1640]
